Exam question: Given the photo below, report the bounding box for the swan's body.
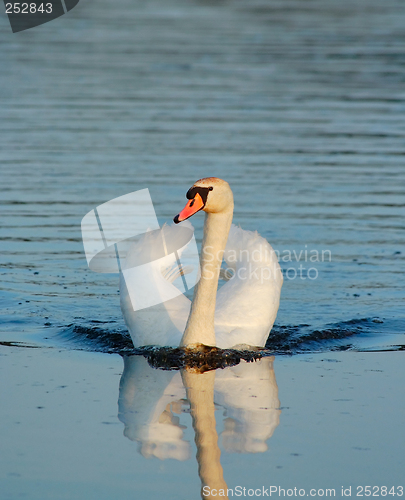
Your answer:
[120,178,283,349]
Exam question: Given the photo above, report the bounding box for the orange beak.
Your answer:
[174,192,205,223]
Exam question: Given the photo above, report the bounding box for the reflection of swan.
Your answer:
[215,358,280,453]
[182,368,228,500]
[118,357,280,499]
[120,177,283,348]
[118,356,190,461]
[118,356,280,455]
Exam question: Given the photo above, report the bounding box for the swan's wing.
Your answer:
[163,263,194,284]
[120,272,191,347]
[214,224,283,348]
[120,222,195,347]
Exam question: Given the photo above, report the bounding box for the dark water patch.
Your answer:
[0,341,43,349]
[266,319,369,352]
[355,344,405,353]
[267,317,405,353]
[56,317,405,366]
[59,324,135,354]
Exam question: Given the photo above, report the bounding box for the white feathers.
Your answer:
[120,222,282,348]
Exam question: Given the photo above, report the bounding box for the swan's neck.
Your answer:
[180,207,233,347]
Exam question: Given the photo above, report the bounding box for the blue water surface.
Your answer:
[0,0,404,498]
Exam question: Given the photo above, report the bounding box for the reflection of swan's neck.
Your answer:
[182,369,228,500]
[181,207,233,347]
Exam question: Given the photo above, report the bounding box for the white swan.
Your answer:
[120,177,283,349]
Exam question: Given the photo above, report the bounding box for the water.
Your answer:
[0,0,404,498]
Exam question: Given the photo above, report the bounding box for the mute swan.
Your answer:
[120,177,283,349]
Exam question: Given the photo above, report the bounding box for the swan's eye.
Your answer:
[186,186,212,204]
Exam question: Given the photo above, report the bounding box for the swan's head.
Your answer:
[173,177,233,223]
